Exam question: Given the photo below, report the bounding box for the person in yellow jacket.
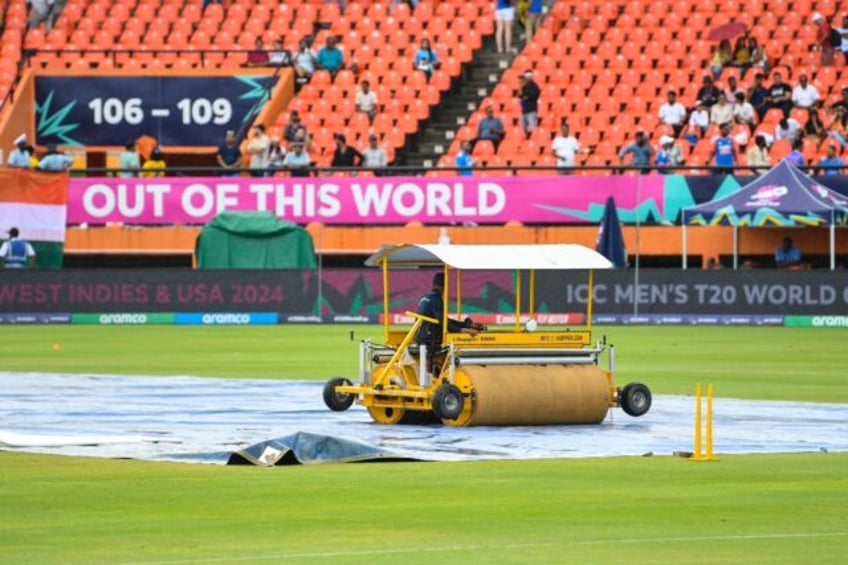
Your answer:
[141,146,166,178]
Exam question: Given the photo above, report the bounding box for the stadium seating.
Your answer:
[3,0,848,172]
[442,0,848,172]
[0,0,494,168]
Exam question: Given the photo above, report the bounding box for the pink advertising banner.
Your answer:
[66,175,666,225]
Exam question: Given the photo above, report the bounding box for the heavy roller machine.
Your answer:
[323,244,651,426]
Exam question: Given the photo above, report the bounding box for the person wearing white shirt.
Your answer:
[246,124,270,176]
[7,134,31,168]
[791,75,820,109]
[362,134,388,172]
[688,102,710,136]
[732,92,757,128]
[774,117,801,141]
[657,90,687,137]
[710,92,734,126]
[551,122,581,172]
[355,80,378,123]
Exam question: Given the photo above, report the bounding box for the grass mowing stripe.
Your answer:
[120,532,848,565]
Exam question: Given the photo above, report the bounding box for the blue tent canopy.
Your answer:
[682,161,848,270]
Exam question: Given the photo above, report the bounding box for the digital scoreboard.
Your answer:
[34,73,276,147]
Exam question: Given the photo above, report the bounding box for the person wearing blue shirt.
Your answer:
[316,36,344,76]
[786,138,804,167]
[217,130,242,176]
[818,144,844,175]
[775,236,802,269]
[618,131,655,173]
[38,144,74,171]
[413,38,440,81]
[7,134,31,168]
[455,140,475,176]
[710,123,736,173]
[476,105,505,150]
[0,228,36,269]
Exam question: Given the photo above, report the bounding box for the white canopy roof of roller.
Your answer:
[364,244,613,270]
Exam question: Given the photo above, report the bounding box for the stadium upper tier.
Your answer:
[2,0,846,172]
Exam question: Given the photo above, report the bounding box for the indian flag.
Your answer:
[0,168,68,269]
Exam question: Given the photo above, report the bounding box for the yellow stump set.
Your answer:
[693,383,716,461]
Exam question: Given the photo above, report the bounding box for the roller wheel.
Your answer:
[620,382,652,417]
[431,383,464,421]
[367,406,406,424]
[323,377,355,411]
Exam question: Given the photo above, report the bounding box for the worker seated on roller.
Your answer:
[415,272,486,358]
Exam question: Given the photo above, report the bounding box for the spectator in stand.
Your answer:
[786,138,805,167]
[746,134,770,173]
[618,131,655,173]
[748,36,768,74]
[246,124,270,177]
[362,134,389,174]
[656,135,683,173]
[217,130,242,176]
[525,0,543,42]
[282,141,311,177]
[293,38,317,82]
[391,0,419,10]
[658,90,687,138]
[26,144,39,168]
[330,134,363,170]
[316,36,344,78]
[28,0,56,31]
[455,140,475,176]
[774,116,802,142]
[775,236,802,268]
[38,143,73,171]
[695,75,721,108]
[0,227,36,269]
[355,80,378,123]
[292,126,317,154]
[791,74,820,110]
[413,38,440,82]
[765,72,792,118]
[831,86,848,113]
[748,72,769,119]
[245,37,269,68]
[710,123,736,174]
[141,146,166,178]
[812,13,835,67]
[827,106,848,148]
[688,101,710,138]
[266,137,285,175]
[518,70,540,138]
[495,1,515,55]
[724,76,744,101]
[837,15,848,64]
[551,121,581,173]
[476,105,506,151]
[283,111,304,143]
[117,140,140,178]
[733,92,757,129]
[709,39,733,79]
[710,92,734,126]
[804,109,826,144]
[7,134,31,168]
[819,144,845,175]
[730,36,751,76]
[268,38,292,68]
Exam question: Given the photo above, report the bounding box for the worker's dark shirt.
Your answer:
[415,288,464,348]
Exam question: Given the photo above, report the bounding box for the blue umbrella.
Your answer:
[596,196,627,268]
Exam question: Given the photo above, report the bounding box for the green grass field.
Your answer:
[1,325,846,564]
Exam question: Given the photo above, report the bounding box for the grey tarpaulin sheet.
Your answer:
[1,372,846,465]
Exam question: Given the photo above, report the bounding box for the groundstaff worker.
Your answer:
[1,227,36,269]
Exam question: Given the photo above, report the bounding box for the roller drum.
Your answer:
[452,365,610,426]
